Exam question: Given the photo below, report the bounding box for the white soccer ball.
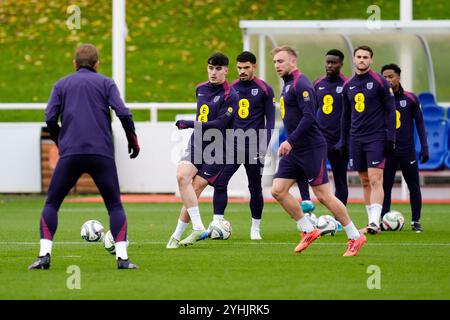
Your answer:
[382,211,405,231]
[304,213,318,227]
[317,215,338,236]
[80,220,105,242]
[103,230,129,254]
[208,219,232,240]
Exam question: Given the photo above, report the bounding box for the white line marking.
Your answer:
[2,241,449,247]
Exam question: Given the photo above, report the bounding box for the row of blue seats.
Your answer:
[418,92,449,121]
[414,119,450,170]
[277,119,450,171]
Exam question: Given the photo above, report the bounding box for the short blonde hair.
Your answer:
[272,45,298,58]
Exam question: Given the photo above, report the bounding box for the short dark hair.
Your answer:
[326,49,344,61]
[353,45,373,57]
[236,51,257,64]
[208,52,229,66]
[381,63,401,75]
[75,44,99,68]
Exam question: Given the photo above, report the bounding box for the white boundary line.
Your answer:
[1,241,449,247]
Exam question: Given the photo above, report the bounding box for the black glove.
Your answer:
[419,149,429,164]
[175,120,189,130]
[46,120,60,147]
[126,131,140,159]
[384,140,395,157]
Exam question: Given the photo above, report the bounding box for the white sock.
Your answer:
[296,216,314,233]
[172,219,189,240]
[39,239,53,257]
[365,205,372,223]
[115,241,128,260]
[187,206,205,231]
[213,214,224,221]
[251,218,261,231]
[343,222,360,240]
[370,204,382,226]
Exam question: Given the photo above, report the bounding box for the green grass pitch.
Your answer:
[0,195,449,300]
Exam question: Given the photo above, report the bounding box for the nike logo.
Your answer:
[308,178,314,182]
[372,161,380,165]
[203,172,211,176]
[349,86,356,90]
[198,93,204,96]
[318,86,325,90]
[410,160,416,164]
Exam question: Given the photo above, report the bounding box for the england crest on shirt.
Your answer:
[336,86,343,93]
[366,82,373,90]
[251,88,259,96]
[213,96,221,103]
[285,85,291,93]
[400,100,407,107]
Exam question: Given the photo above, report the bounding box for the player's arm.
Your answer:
[45,82,62,146]
[335,85,351,158]
[412,96,429,163]
[381,78,396,156]
[176,93,238,130]
[263,86,276,150]
[285,85,316,147]
[107,80,140,159]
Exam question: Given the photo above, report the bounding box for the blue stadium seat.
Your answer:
[422,105,445,121]
[278,127,287,145]
[445,123,450,169]
[418,92,436,107]
[326,159,331,170]
[273,127,287,154]
[418,120,448,170]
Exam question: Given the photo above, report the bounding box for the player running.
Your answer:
[338,45,396,235]
[271,45,366,256]
[297,49,349,210]
[166,52,239,248]
[211,51,275,240]
[381,63,428,233]
[28,44,140,270]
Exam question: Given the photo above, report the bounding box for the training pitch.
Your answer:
[0,195,449,300]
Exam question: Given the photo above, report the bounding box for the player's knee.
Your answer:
[213,180,228,191]
[369,177,382,189]
[360,177,370,188]
[176,172,191,186]
[271,186,285,200]
[315,190,330,204]
[248,183,262,195]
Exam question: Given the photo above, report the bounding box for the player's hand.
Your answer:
[175,120,188,130]
[278,141,292,157]
[384,140,395,157]
[128,142,140,159]
[125,131,140,159]
[419,149,429,164]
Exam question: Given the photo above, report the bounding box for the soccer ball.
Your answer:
[317,215,338,236]
[304,213,318,227]
[103,230,129,255]
[80,220,105,242]
[208,219,232,240]
[382,211,405,231]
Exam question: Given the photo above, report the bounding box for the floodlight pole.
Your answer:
[113,0,127,99]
